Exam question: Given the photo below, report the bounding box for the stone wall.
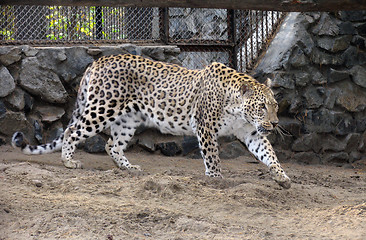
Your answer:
[255,11,366,166]
[0,44,181,148]
[2,11,366,166]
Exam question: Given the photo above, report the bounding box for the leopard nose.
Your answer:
[271,121,278,128]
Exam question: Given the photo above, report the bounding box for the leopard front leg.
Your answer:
[196,130,222,178]
[236,130,291,189]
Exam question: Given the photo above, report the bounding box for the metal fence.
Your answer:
[0,5,285,71]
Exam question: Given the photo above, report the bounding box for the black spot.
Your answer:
[108,100,117,108]
[107,109,114,117]
[99,107,105,114]
[251,131,257,136]
[133,103,140,112]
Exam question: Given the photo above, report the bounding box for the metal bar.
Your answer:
[95,6,103,39]
[227,9,237,70]
[4,0,366,12]
[159,7,169,44]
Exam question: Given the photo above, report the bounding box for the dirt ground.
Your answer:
[0,144,366,240]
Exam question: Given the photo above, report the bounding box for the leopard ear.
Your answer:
[240,82,253,96]
[264,78,272,88]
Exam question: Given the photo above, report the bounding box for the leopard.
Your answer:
[12,54,291,189]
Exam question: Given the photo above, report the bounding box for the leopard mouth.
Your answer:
[257,126,272,136]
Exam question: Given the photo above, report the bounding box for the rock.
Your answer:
[311,69,327,85]
[290,47,309,68]
[294,72,310,87]
[352,36,366,50]
[345,133,361,153]
[34,104,65,122]
[356,23,366,35]
[277,98,290,115]
[293,132,346,153]
[157,142,182,156]
[0,137,5,146]
[269,133,294,151]
[141,47,166,61]
[339,11,366,22]
[271,73,295,89]
[359,131,366,152]
[182,136,199,155]
[19,57,68,103]
[335,118,357,135]
[349,151,361,162]
[36,47,94,83]
[99,44,138,57]
[46,127,64,142]
[22,45,39,57]
[33,120,42,143]
[317,36,352,52]
[87,48,102,56]
[356,115,366,133]
[338,22,356,35]
[327,68,350,83]
[84,135,106,153]
[0,101,6,117]
[23,92,34,113]
[302,109,350,133]
[295,28,315,55]
[303,86,324,109]
[32,180,43,188]
[310,48,344,66]
[324,89,338,109]
[220,141,248,159]
[186,148,202,159]
[61,47,94,83]
[292,133,322,153]
[293,152,321,165]
[342,46,366,68]
[288,96,303,114]
[322,152,349,165]
[322,135,346,152]
[303,13,320,25]
[335,81,366,112]
[138,135,156,152]
[312,13,339,36]
[278,117,302,138]
[5,88,25,111]
[0,47,22,66]
[0,66,15,97]
[0,111,33,137]
[350,65,366,88]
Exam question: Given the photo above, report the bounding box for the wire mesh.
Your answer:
[236,10,285,72]
[0,5,160,44]
[0,5,285,71]
[168,8,228,43]
[177,46,232,70]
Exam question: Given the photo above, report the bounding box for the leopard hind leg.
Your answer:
[105,113,144,171]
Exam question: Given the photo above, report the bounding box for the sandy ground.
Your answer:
[0,144,366,240]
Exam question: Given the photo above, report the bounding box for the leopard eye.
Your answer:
[260,103,266,110]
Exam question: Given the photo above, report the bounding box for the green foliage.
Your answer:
[0,5,127,41]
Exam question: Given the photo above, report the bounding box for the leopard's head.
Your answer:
[239,78,279,136]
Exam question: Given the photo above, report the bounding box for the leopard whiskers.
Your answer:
[274,124,292,140]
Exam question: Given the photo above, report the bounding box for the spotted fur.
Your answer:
[12,54,291,188]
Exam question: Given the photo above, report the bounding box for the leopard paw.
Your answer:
[63,159,83,169]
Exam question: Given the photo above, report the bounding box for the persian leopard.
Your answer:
[12,54,291,189]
